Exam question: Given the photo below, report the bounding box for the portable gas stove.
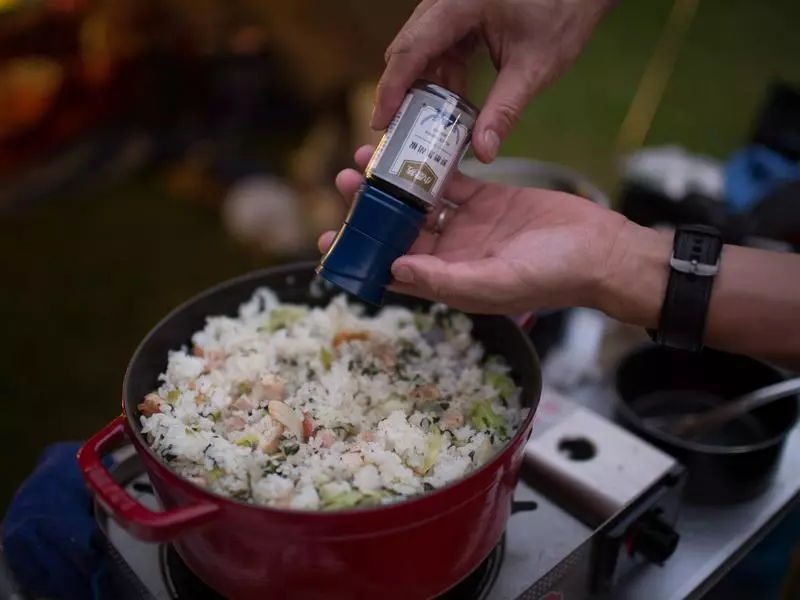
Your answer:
[96,386,685,600]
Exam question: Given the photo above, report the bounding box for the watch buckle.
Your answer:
[669,254,720,277]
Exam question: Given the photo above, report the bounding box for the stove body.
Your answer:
[96,387,685,600]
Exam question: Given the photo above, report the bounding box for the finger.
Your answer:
[472,60,539,163]
[318,230,337,254]
[334,169,364,206]
[442,170,484,204]
[436,34,477,95]
[354,145,375,171]
[373,1,479,129]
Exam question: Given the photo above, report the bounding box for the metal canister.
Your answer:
[366,81,478,211]
[317,82,479,305]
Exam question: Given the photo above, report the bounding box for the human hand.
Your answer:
[318,145,631,316]
[372,0,618,163]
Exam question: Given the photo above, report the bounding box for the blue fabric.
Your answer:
[1,442,115,600]
[724,145,800,213]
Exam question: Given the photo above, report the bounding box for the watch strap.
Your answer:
[649,225,723,351]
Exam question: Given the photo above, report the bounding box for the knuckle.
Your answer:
[386,31,417,59]
[491,100,521,130]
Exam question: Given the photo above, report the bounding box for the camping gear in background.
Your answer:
[618,82,800,251]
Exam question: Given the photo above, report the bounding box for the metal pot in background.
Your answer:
[613,344,799,505]
[459,158,610,362]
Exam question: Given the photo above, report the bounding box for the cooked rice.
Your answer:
[138,288,524,511]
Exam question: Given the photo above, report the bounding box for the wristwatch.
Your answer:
[648,224,724,351]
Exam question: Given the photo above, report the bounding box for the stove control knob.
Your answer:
[629,511,680,564]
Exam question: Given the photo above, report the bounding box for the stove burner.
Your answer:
[162,545,225,600]
[438,536,505,600]
[161,537,505,600]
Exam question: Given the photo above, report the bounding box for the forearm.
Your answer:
[597,222,800,370]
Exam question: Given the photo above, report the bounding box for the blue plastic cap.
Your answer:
[317,181,426,305]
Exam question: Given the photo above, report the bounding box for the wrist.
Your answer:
[593,221,672,328]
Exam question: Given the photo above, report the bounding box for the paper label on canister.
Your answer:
[388,103,469,197]
[368,93,413,169]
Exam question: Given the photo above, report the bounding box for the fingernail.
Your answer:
[392,264,414,283]
[483,130,500,160]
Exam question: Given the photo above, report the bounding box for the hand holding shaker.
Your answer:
[317,81,479,304]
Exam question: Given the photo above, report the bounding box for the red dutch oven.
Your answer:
[78,263,541,600]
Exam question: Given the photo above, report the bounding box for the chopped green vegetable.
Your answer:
[485,371,515,401]
[332,423,358,439]
[469,400,509,440]
[485,355,504,371]
[322,490,364,510]
[320,347,333,370]
[208,466,224,483]
[262,461,280,476]
[209,410,221,422]
[237,382,253,395]
[319,486,366,510]
[375,394,409,418]
[473,436,494,464]
[261,307,306,332]
[234,433,259,448]
[280,438,300,455]
[413,311,434,332]
[166,389,180,403]
[420,427,442,474]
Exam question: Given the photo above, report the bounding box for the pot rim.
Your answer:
[613,343,800,455]
[121,262,540,516]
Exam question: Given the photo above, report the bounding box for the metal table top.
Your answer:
[575,384,800,600]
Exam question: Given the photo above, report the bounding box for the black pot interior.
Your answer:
[615,344,798,447]
[124,263,541,435]
[614,344,799,504]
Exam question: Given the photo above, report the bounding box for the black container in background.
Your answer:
[526,309,568,363]
[614,345,799,505]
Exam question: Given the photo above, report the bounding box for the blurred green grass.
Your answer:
[469,0,800,189]
[2,0,800,511]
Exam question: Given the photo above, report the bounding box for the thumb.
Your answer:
[391,255,508,311]
[472,61,539,163]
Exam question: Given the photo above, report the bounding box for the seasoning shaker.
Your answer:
[317,81,479,305]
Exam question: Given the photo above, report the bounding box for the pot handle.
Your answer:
[78,415,220,543]
[516,311,537,333]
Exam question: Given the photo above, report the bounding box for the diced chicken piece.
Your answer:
[410,383,441,406]
[232,396,254,411]
[186,475,207,487]
[274,494,294,509]
[332,330,370,349]
[442,409,465,430]
[253,374,286,403]
[361,430,375,443]
[303,412,314,440]
[373,342,396,371]
[224,415,247,433]
[187,381,197,391]
[137,393,162,417]
[205,349,226,371]
[194,393,208,406]
[258,424,284,454]
[268,400,304,439]
[192,345,205,358]
[315,428,336,448]
[340,452,364,471]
